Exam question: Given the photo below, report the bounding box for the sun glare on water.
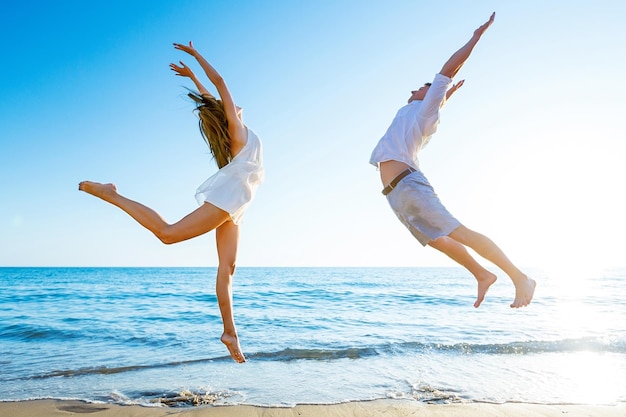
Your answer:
[539,351,626,405]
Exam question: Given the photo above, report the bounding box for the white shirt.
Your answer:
[369,73,452,169]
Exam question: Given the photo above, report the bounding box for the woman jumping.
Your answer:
[79,42,264,363]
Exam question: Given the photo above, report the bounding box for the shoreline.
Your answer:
[2,399,626,417]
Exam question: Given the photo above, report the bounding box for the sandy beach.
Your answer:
[1,399,625,417]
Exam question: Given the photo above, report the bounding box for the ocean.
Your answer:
[1,267,625,407]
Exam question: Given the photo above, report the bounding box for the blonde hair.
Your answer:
[188,91,232,169]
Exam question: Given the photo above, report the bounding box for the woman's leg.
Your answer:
[214,220,245,363]
[428,236,497,307]
[447,225,536,308]
[78,181,229,243]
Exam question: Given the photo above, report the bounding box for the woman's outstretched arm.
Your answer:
[172,42,246,146]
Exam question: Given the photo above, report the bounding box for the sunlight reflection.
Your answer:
[542,264,604,298]
[540,265,609,337]
[538,351,625,405]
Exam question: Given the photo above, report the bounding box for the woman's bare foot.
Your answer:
[221,333,246,363]
[511,276,536,308]
[474,270,497,308]
[78,181,118,202]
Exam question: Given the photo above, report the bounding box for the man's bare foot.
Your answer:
[221,333,246,363]
[474,270,497,308]
[511,276,536,308]
[78,181,118,202]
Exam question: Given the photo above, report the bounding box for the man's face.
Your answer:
[408,84,431,103]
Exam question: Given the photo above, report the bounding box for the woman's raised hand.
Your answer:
[169,61,195,78]
[173,41,198,57]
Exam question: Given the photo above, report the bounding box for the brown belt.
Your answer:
[382,168,416,195]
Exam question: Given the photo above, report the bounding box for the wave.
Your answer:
[250,346,380,361]
[0,323,81,342]
[0,323,182,347]
[250,337,625,360]
[27,356,222,380]
[422,337,626,355]
[24,336,624,381]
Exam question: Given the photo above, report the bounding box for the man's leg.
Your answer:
[428,236,497,307]
[448,225,536,308]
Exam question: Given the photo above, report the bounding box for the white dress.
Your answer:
[195,127,264,224]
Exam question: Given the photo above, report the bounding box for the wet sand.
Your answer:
[1,399,625,417]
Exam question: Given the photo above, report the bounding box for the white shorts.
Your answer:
[385,170,461,246]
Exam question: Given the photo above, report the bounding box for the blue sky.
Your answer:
[1,1,625,268]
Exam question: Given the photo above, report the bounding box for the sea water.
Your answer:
[1,267,625,406]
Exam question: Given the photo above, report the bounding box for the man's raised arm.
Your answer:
[440,12,495,79]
